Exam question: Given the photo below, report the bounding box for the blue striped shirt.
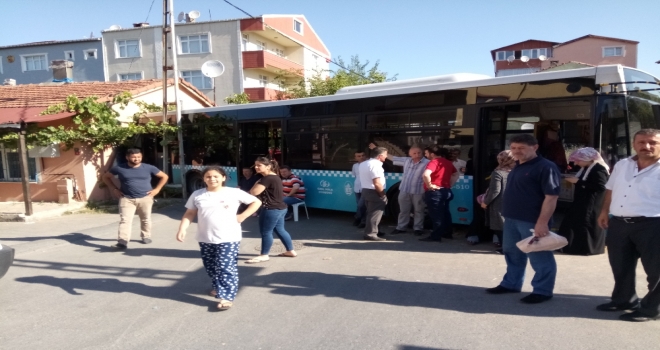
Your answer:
[392,156,429,194]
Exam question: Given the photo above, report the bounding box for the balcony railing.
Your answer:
[242,51,303,76]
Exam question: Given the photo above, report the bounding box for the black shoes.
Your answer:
[414,230,424,236]
[363,235,386,241]
[352,218,361,226]
[391,229,407,234]
[377,232,387,238]
[357,223,366,229]
[596,300,640,312]
[110,243,127,250]
[419,237,441,242]
[520,293,553,304]
[142,238,152,244]
[619,310,660,322]
[485,285,520,294]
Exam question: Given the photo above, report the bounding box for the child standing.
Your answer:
[176,166,261,310]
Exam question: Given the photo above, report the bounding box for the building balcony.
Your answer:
[242,51,303,77]
[244,87,281,101]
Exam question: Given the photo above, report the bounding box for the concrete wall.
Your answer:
[542,38,637,69]
[0,39,105,84]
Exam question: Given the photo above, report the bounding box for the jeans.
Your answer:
[424,189,453,240]
[118,196,154,245]
[354,192,367,224]
[258,208,294,254]
[500,218,557,296]
[282,196,303,217]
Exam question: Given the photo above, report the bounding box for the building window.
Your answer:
[118,72,143,81]
[64,50,75,61]
[0,147,38,182]
[84,49,98,60]
[21,54,48,71]
[496,51,515,61]
[0,56,3,74]
[116,40,140,58]
[259,74,268,87]
[520,48,550,59]
[179,34,210,54]
[241,34,249,51]
[603,46,624,57]
[181,70,213,90]
[293,19,303,34]
[274,48,285,57]
[257,41,266,51]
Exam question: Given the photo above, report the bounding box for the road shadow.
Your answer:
[238,268,616,321]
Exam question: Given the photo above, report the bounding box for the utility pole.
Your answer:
[18,123,33,216]
[161,0,170,177]
[168,0,187,198]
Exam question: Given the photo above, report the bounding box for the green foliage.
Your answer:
[224,92,251,104]
[277,55,397,99]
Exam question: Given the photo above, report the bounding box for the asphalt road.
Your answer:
[1,204,658,350]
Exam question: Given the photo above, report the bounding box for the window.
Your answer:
[179,34,210,54]
[64,50,75,61]
[293,19,303,34]
[116,40,140,58]
[241,34,249,51]
[274,48,285,57]
[259,74,268,87]
[257,41,266,51]
[21,54,48,71]
[84,49,98,60]
[118,72,143,81]
[496,51,515,61]
[0,147,38,182]
[0,56,3,74]
[603,46,624,57]
[181,70,212,90]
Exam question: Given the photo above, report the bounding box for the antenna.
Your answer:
[177,11,185,22]
[538,55,548,61]
[188,10,200,22]
[108,25,122,30]
[201,60,225,78]
[520,55,530,63]
[506,55,515,63]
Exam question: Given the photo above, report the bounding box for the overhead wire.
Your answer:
[127,0,157,74]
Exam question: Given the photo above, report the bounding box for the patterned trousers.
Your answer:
[199,241,240,301]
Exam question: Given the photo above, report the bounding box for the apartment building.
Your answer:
[491,34,638,77]
[0,38,105,84]
[101,14,331,104]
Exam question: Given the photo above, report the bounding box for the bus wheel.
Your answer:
[186,171,205,194]
[385,182,401,218]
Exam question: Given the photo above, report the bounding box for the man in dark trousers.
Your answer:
[421,146,458,242]
[359,146,388,241]
[485,134,561,304]
[597,129,660,322]
[102,148,168,249]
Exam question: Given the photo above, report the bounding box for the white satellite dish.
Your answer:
[538,55,548,61]
[108,25,122,30]
[188,10,201,22]
[520,55,530,63]
[506,55,515,63]
[201,60,225,78]
[177,12,186,23]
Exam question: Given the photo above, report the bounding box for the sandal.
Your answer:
[217,299,233,310]
[277,252,297,258]
[245,256,270,264]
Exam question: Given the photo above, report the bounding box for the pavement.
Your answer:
[0,205,659,350]
[0,200,87,222]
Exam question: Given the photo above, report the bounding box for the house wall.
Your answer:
[0,39,105,85]
[542,38,637,69]
[112,86,210,123]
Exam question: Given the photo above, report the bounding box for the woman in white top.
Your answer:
[176,166,261,310]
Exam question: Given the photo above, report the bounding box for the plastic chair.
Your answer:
[290,201,309,222]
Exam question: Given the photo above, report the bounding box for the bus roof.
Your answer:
[183,65,630,115]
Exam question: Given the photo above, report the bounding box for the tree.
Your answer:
[278,55,397,99]
[224,92,251,104]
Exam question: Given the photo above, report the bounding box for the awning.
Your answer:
[0,107,75,125]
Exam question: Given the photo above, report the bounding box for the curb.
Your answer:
[0,202,88,222]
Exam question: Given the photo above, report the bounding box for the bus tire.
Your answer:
[385,182,401,218]
[186,170,205,194]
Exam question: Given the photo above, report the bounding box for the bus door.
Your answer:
[239,120,282,168]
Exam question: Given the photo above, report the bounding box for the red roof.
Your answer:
[554,34,639,48]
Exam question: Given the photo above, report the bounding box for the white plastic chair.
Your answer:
[290,201,309,222]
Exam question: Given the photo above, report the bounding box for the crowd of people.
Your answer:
[102,128,660,321]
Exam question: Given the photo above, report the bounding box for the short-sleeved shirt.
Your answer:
[109,163,160,198]
[282,174,305,199]
[256,174,287,210]
[185,188,258,243]
[424,157,457,190]
[352,162,362,193]
[359,158,385,190]
[502,156,561,223]
[605,157,660,217]
[453,159,467,175]
[392,156,429,194]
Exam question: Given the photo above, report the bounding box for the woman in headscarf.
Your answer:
[558,147,610,255]
[478,150,516,252]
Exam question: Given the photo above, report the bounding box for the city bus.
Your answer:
[172,65,660,225]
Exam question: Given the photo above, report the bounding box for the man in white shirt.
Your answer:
[597,129,660,322]
[359,146,388,241]
[352,151,367,227]
[449,148,467,175]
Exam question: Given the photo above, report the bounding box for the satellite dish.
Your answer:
[538,55,548,61]
[188,10,201,22]
[108,25,122,30]
[520,55,530,63]
[506,55,515,63]
[201,60,225,78]
[177,12,186,23]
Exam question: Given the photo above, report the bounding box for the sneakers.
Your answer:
[520,293,553,304]
[619,310,660,322]
[485,285,519,294]
[377,232,387,238]
[110,243,127,250]
[363,235,386,241]
[596,300,640,312]
[142,238,152,244]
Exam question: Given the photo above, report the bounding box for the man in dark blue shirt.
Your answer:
[485,134,561,304]
[102,148,168,249]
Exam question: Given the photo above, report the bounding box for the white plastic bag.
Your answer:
[516,229,568,253]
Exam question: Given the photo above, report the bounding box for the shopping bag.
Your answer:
[516,229,568,253]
